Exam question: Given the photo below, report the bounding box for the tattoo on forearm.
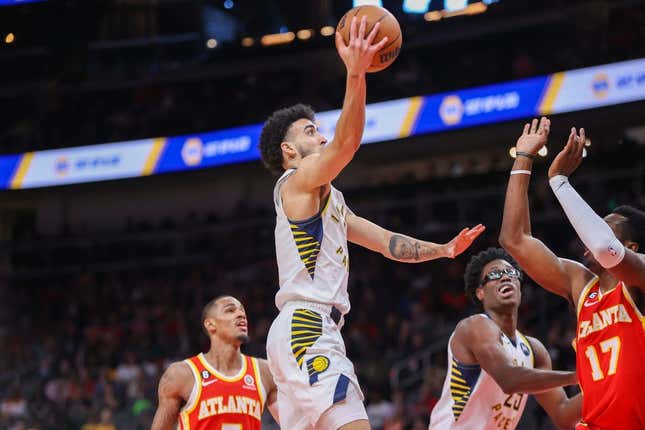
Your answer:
[388,235,437,261]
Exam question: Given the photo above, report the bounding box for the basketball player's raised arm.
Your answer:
[499,118,592,302]
[529,337,582,430]
[457,316,577,394]
[548,127,645,290]
[151,362,191,430]
[294,18,389,190]
[346,209,485,262]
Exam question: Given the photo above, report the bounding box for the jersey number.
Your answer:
[584,336,621,381]
[503,393,524,411]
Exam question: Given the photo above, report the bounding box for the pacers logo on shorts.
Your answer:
[290,309,323,367]
[592,73,610,99]
[181,138,204,166]
[306,355,330,385]
[439,95,464,126]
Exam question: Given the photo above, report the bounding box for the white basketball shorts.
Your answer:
[266,301,367,429]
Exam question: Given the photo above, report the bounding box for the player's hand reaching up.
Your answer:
[444,224,486,259]
[335,16,388,76]
[516,117,550,156]
[548,127,586,179]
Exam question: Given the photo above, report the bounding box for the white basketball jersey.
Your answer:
[429,320,534,430]
[272,169,350,314]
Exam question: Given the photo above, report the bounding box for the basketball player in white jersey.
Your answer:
[429,248,581,430]
[258,16,485,430]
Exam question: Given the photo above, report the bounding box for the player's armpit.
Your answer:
[529,336,582,429]
[609,250,645,291]
[462,316,577,394]
[151,362,191,430]
[258,359,280,425]
[534,389,582,430]
[267,390,280,425]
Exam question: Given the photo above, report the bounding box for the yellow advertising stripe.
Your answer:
[142,138,167,176]
[399,97,424,138]
[538,72,565,115]
[10,152,35,189]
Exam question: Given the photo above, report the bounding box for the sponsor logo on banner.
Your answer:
[439,91,521,126]
[55,156,70,177]
[181,135,252,167]
[181,138,204,166]
[464,92,520,115]
[616,70,645,90]
[54,154,120,176]
[439,95,464,125]
[592,73,610,99]
[202,135,251,157]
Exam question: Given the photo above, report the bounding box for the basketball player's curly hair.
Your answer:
[259,103,316,176]
[612,205,645,246]
[464,247,522,305]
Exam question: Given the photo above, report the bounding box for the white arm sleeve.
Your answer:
[549,175,625,268]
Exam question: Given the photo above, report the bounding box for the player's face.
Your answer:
[583,213,627,274]
[287,118,327,159]
[210,297,249,344]
[477,259,522,310]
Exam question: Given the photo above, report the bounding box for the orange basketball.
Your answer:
[336,5,402,73]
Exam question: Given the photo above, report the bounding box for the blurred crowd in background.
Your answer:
[1,143,642,430]
[2,1,645,429]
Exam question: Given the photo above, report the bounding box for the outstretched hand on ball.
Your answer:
[335,16,389,76]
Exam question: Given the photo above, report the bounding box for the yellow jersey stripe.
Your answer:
[292,315,321,323]
[450,382,471,391]
[251,357,265,411]
[576,276,600,318]
[451,375,467,384]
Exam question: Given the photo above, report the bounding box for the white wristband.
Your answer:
[510,170,532,176]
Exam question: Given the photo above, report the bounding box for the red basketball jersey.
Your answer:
[575,279,645,429]
[178,353,266,430]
